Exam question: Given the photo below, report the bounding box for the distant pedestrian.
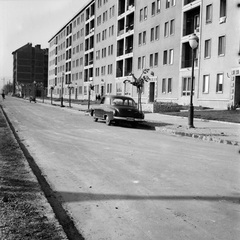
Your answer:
[1,92,5,101]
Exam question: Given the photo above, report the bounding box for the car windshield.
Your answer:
[111,98,135,106]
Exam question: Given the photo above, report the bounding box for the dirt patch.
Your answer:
[0,110,68,240]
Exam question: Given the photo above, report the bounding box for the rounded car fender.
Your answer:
[104,111,114,120]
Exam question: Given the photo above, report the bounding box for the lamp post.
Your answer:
[50,86,55,105]
[61,72,64,107]
[188,34,199,128]
[88,77,93,110]
[32,81,37,103]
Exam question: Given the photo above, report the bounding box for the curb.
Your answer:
[155,127,239,146]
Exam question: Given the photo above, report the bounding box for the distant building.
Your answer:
[48,0,240,109]
[12,43,48,98]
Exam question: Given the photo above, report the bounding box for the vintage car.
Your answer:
[91,95,145,126]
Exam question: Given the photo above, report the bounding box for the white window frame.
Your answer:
[216,73,223,93]
[203,75,210,93]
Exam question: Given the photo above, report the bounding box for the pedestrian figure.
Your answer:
[1,91,5,101]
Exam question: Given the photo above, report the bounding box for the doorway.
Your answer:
[149,82,155,102]
[235,76,240,106]
[101,85,105,96]
[75,88,78,100]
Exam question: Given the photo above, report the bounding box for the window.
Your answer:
[142,56,146,69]
[206,4,212,23]
[204,39,211,58]
[138,33,142,45]
[167,78,172,93]
[150,28,154,42]
[140,9,143,21]
[108,64,113,74]
[170,19,175,35]
[97,16,101,26]
[109,25,114,36]
[101,66,106,75]
[171,0,175,6]
[152,2,156,16]
[155,25,160,40]
[144,7,148,20]
[149,54,153,68]
[216,73,223,93]
[162,78,166,93]
[164,22,169,37]
[166,0,170,9]
[169,49,173,64]
[203,75,209,93]
[182,77,194,96]
[143,31,146,44]
[108,44,113,55]
[157,0,161,13]
[220,0,226,18]
[163,50,168,65]
[154,53,158,66]
[138,57,141,69]
[218,36,226,56]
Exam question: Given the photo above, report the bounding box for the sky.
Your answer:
[0,0,89,89]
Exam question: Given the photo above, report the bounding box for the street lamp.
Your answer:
[188,34,199,128]
[88,77,93,110]
[50,86,55,105]
[61,72,64,107]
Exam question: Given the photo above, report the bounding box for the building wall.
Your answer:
[12,43,48,96]
[94,0,117,98]
[197,0,240,108]
[133,0,181,104]
[48,0,240,109]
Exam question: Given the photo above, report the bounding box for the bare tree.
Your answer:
[124,68,154,112]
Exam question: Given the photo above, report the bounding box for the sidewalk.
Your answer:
[35,97,240,146]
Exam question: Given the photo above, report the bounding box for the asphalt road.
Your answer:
[2,97,240,240]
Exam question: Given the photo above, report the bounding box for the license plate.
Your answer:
[126,117,134,121]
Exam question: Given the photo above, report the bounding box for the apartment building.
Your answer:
[48,0,240,109]
[12,43,48,97]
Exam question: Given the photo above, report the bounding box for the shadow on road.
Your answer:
[92,120,172,130]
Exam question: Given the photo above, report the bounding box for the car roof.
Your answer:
[104,95,134,100]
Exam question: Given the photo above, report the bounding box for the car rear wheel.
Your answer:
[105,116,111,126]
[93,113,98,122]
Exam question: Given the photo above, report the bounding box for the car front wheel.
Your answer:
[105,116,111,126]
[93,113,98,122]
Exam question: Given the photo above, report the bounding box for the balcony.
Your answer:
[124,58,132,76]
[116,60,123,78]
[117,18,125,36]
[118,0,125,16]
[182,6,200,36]
[181,42,198,68]
[117,39,124,57]
[127,0,135,10]
[125,35,133,54]
[184,0,196,5]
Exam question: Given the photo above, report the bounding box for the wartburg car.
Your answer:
[91,95,144,127]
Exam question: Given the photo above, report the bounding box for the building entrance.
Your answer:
[149,82,155,102]
[75,88,78,100]
[235,76,240,107]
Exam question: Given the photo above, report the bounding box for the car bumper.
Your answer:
[113,116,145,122]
